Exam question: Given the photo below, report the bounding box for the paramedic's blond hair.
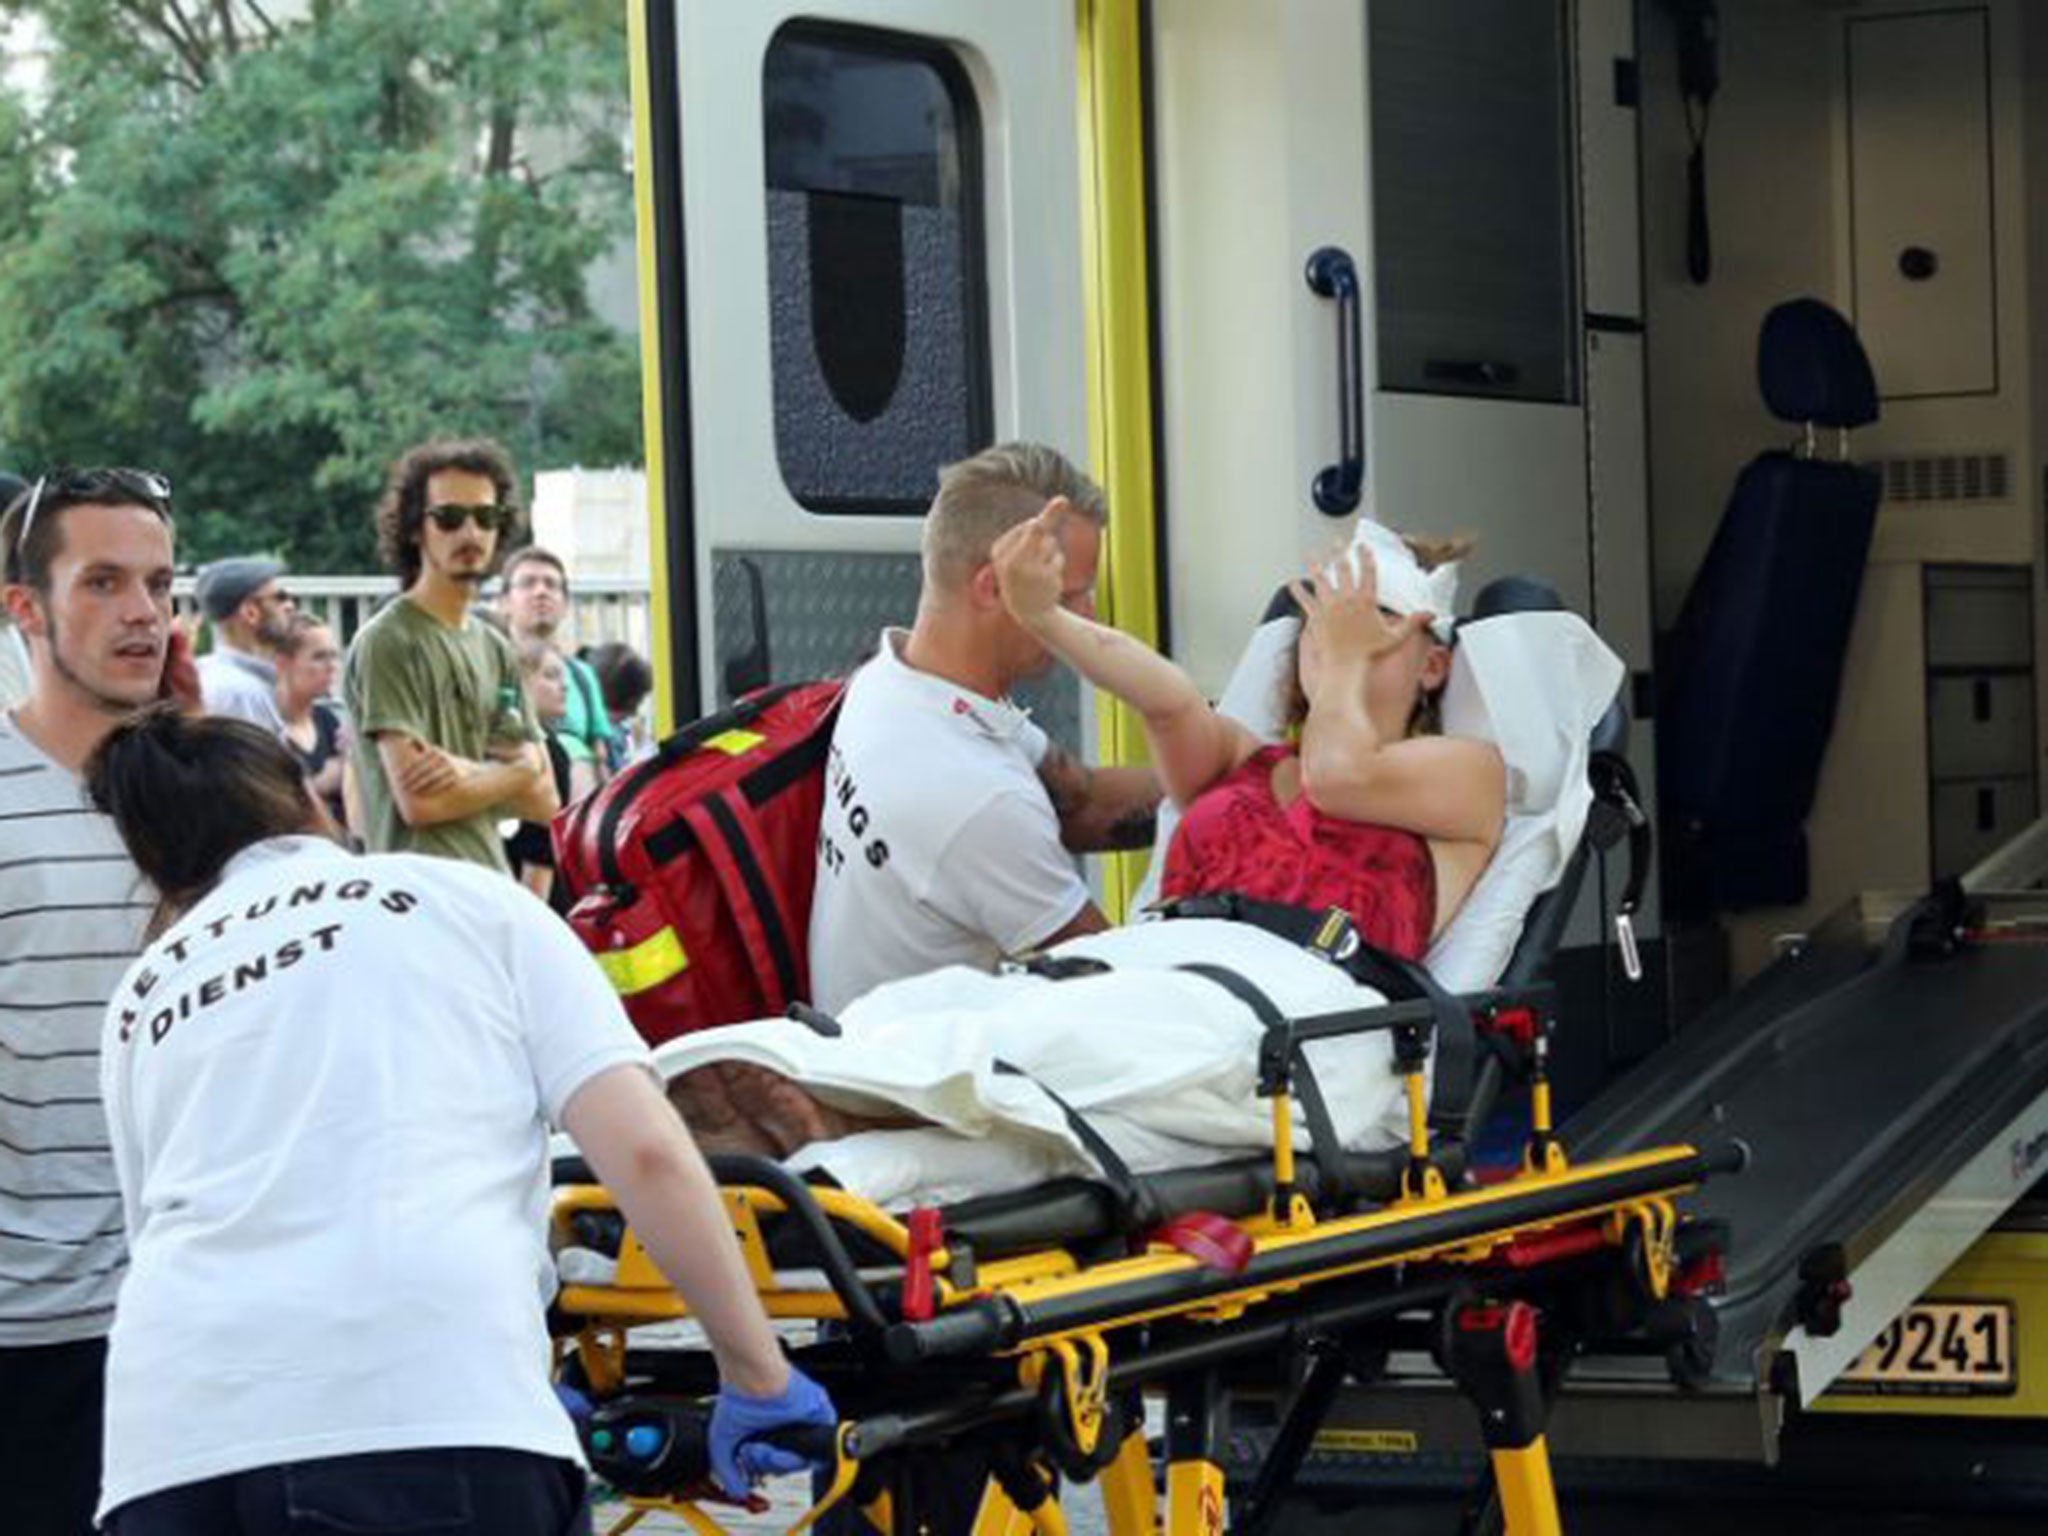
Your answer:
[922,442,1107,594]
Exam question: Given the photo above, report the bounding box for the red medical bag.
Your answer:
[553,680,845,1046]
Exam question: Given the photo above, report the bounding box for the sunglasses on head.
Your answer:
[425,502,510,534]
[16,466,174,556]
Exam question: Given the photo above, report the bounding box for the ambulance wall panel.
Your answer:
[1370,395,1589,616]
[1149,0,1372,698]
[1577,0,1641,322]
[1846,7,1997,400]
[1638,0,1839,627]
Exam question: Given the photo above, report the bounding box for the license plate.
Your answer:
[1831,1300,2016,1396]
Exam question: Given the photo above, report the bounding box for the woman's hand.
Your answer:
[1288,546,1430,697]
[990,498,1074,629]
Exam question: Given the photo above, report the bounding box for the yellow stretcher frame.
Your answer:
[549,1018,1739,1536]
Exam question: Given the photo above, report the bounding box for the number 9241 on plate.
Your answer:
[1833,1300,2015,1396]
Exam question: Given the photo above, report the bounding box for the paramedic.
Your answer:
[84,708,834,1535]
[805,442,1161,1014]
[0,469,176,1536]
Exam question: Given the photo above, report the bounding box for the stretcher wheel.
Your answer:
[1651,1296,1719,1392]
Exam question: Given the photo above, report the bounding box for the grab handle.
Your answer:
[1305,245,1365,516]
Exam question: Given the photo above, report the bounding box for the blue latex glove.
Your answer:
[553,1383,593,1426]
[708,1367,836,1498]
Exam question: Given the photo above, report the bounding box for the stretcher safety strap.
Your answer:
[1151,893,1475,1136]
[992,1059,1160,1231]
[1176,963,1354,1209]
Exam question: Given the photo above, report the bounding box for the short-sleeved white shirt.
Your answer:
[196,645,285,735]
[807,630,1090,1015]
[96,836,652,1518]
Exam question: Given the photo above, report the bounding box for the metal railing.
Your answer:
[170,573,654,659]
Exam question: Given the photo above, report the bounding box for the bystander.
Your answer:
[0,467,177,1536]
[193,556,294,732]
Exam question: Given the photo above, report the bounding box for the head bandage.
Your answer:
[1328,518,1461,644]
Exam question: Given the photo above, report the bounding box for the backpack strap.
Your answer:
[585,683,804,898]
[681,787,805,1012]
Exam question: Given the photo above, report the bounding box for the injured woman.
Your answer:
[665,511,1625,1209]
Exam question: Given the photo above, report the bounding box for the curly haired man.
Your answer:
[342,438,558,871]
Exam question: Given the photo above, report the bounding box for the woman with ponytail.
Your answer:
[82,709,832,1534]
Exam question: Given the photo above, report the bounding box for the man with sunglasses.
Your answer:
[0,466,177,1535]
[192,555,295,733]
[343,438,558,871]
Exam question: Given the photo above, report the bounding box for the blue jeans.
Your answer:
[102,1447,592,1535]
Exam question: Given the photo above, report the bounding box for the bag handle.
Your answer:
[585,684,803,898]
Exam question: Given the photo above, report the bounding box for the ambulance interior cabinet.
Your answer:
[1926,565,2037,878]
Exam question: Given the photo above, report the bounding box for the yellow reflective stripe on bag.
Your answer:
[595,927,689,995]
[704,729,766,756]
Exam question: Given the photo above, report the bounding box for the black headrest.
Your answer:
[1757,298,1878,430]
[1464,575,1565,622]
[1462,576,1626,755]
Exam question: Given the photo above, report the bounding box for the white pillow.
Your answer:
[1134,609,1625,994]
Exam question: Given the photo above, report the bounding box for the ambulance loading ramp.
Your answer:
[1560,886,2048,1440]
[1290,887,2048,1472]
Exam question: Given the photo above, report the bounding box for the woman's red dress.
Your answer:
[1160,745,1435,961]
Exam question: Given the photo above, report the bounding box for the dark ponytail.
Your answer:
[84,705,323,918]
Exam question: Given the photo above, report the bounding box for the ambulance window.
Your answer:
[763,24,992,514]
[1369,0,1578,404]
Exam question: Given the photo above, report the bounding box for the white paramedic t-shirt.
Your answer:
[96,836,653,1518]
[807,630,1091,1015]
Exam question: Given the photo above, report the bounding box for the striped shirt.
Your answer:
[0,713,153,1344]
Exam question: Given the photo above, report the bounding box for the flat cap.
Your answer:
[195,556,286,621]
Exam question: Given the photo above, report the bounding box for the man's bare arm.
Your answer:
[1033,900,1111,951]
[1038,744,1162,854]
[375,733,559,828]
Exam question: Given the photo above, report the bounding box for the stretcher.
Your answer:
[545,586,1727,1532]
[549,972,1744,1536]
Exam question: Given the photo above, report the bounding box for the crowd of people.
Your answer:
[0,434,1535,1534]
[0,446,796,1536]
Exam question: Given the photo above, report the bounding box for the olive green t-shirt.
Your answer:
[343,596,540,872]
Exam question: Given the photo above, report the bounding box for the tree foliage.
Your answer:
[0,0,641,570]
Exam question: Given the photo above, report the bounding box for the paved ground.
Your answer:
[591,1479,1114,1535]
[591,1483,2048,1536]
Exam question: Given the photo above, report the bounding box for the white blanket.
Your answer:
[655,920,1400,1209]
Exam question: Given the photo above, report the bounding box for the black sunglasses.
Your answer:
[17,467,174,553]
[425,503,511,534]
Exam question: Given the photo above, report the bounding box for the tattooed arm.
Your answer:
[1038,742,1163,854]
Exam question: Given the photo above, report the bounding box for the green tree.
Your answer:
[0,0,641,570]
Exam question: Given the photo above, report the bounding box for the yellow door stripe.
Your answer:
[1076,0,1165,918]
[627,0,678,739]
